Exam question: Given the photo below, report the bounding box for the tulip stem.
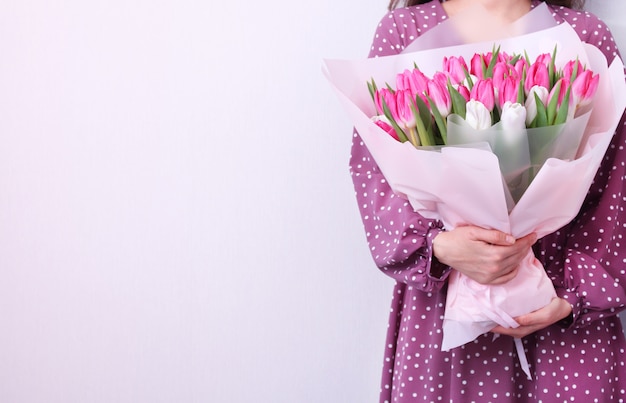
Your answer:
[408,127,420,147]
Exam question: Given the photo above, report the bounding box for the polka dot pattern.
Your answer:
[349,1,626,401]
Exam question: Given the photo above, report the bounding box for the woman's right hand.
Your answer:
[432,226,537,285]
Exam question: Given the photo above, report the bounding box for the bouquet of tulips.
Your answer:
[368,45,599,202]
[323,3,626,379]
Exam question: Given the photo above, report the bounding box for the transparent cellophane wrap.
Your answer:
[323,3,626,379]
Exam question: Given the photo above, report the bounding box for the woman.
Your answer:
[350,0,626,401]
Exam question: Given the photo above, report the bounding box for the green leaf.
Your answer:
[554,86,572,125]
[408,101,426,146]
[367,79,378,103]
[569,57,580,84]
[517,79,525,105]
[413,96,435,146]
[462,66,474,90]
[491,106,500,126]
[549,45,558,87]
[380,98,409,143]
[546,79,561,125]
[414,95,432,128]
[425,94,447,145]
[447,82,467,119]
[534,93,548,127]
[485,44,501,78]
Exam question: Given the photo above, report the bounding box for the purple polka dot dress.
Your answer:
[350,1,626,401]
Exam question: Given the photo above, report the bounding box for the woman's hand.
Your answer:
[491,297,573,338]
[433,226,537,285]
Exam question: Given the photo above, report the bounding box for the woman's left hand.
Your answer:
[491,297,573,338]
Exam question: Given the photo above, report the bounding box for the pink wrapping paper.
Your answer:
[323,4,626,379]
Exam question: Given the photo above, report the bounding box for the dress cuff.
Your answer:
[555,286,580,329]
[426,223,450,281]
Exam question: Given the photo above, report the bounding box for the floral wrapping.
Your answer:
[323,4,626,379]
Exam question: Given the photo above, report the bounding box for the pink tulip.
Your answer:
[427,79,452,117]
[374,88,396,116]
[470,51,509,78]
[524,62,550,95]
[492,62,519,93]
[396,68,429,96]
[372,117,400,141]
[457,85,471,102]
[432,72,449,88]
[571,69,599,107]
[500,51,513,63]
[562,59,585,82]
[492,62,509,90]
[470,78,495,111]
[497,76,520,110]
[513,58,528,80]
[443,55,468,85]
[490,51,510,64]
[548,77,575,123]
[548,77,570,107]
[534,53,552,67]
[470,53,487,79]
[394,89,417,129]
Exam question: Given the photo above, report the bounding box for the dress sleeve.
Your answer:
[537,13,626,328]
[367,10,422,58]
[349,10,451,292]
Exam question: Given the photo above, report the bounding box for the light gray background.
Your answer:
[0,1,623,402]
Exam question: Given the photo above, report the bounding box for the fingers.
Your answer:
[491,324,543,338]
[469,227,537,247]
[486,266,519,285]
[484,233,537,284]
[434,226,538,285]
[470,227,516,246]
[516,232,538,248]
[491,298,574,338]
[516,298,572,326]
[473,238,533,284]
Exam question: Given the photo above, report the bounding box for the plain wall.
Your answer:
[0,1,623,402]
[0,1,394,402]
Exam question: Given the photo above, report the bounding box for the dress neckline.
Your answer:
[430,0,543,20]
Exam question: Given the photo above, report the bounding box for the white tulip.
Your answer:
[465,99,492,130]
[500,101,527,131]
[524,85,549,126]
